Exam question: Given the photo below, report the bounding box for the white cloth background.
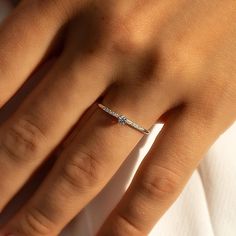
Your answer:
[0,1,235,235]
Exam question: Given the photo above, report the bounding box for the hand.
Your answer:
[0,0,235,235]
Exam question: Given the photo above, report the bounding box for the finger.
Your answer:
[97,106,220,236]
[0,47,113,212]
[0,0,68,106]
[0,82,176,236]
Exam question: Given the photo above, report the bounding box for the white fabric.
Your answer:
[0,2,235,235]
[64,123,236,236]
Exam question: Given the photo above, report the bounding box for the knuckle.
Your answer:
[107,19,141,56]
[61,146,104,189]
[138,166,181,200]
[112,212,144,236]
[19,207,55,235]
[0,118,45,163]
[159,42,204,83]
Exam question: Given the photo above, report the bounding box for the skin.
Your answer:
[0,0,235,235]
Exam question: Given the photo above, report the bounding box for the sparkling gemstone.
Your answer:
[118,115,127,125]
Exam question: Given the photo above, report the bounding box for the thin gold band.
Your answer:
[98,103,150,135]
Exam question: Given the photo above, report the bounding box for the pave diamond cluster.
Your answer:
[98,104,150,135]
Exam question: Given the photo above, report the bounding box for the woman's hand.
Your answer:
[0,0,235,235]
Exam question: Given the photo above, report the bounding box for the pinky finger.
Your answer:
[98,106,220,236]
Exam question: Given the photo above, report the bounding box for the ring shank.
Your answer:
[98,104,150,135]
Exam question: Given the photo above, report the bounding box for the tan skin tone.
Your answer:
[0,0,235,235]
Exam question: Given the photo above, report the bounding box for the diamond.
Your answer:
[118,115,127,125]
